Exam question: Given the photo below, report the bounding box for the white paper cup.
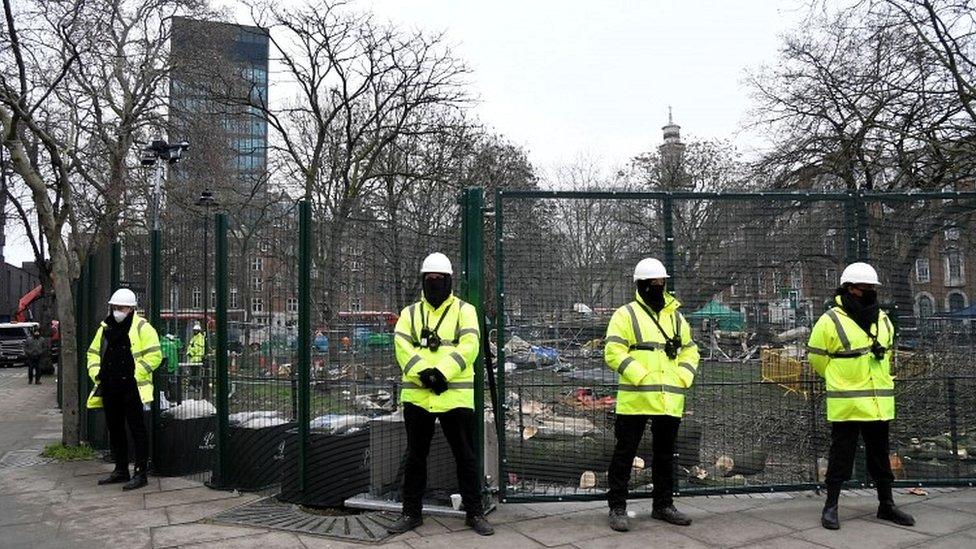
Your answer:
[450,493,462,511]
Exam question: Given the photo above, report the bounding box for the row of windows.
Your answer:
[179,287,298,314]
[917,291,968,317]
[915,253,966,284]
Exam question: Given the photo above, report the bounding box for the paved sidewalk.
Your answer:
[1,370,974,548]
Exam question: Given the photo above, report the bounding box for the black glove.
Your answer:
[418,368,437,389]
[427,368,449,395]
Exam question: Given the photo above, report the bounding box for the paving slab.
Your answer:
[509,509,617,547]
[569,525,709,549]
[405,524,543,549]
[910,533,976,549]
[299,533,415,548]
[678,511,794,547]
[144,485,241,509]
[522,499,607,517]
[181,530,305,548]
[164,495,261,525]
[0,519,62,548]
[486,503,544,525]
[150,523,266,548]
[892,502,976,536]
[740,534,841,549]
[157,476,203,491]
[795,518,934,548]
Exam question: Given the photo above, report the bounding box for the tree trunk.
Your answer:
[50,244,80,445]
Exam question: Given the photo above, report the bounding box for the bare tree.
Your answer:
[0,0,86,443]
[247,0,471,326]
[749,2,976,323]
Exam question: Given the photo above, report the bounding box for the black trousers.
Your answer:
[26,359,40,382]
[401,403,483,517]
[101,377,149,470]
[825,420,894,502]
[607,414,680,511]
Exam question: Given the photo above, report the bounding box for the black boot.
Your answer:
[465,514,494,536]
[122,466,148,491]
[877,483,915,526]
[822,483,841,530]
[386,514,423,534]
[651,505,692,526]
[608,507,629,532]
[97,467,130,485]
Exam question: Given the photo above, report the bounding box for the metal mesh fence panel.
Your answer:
[278,196,462,508]
[495,191,976,502]
[220,203,300,490]
[150,199,218,482]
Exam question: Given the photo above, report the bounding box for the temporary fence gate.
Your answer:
[492,189,976,503]
[76,188,976,509]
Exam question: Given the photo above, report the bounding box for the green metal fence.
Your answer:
[74,187,976,509]
[493,189,976,503]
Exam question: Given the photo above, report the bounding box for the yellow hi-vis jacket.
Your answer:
[188,332,205,363]
[807,296,895,422]
[394,294,480,413]
[86,313,162,409]
[604,292,699,416]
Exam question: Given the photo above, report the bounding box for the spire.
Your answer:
[662,107,681,145]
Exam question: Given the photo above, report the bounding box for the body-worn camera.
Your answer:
[871,341,887,360]
[420,328,442,352]
[664,338,680,360]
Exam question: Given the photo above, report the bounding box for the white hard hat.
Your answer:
[193,323,202,331]
[840,262,881,286]
[421,252,453,275]
[633,258,669,281]
[108,288,137,307]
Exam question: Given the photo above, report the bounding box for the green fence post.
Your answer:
[662,194,676,281]
[111,240,121,291]
[212,213,229,487]
[149,229,162,469]
[493,190,507,502]
[947,377,960,479]
[460,187,487,507]
[855,190,869,261]
[298,200,312,496]
[843,191,859,263]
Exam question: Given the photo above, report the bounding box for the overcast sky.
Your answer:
[362,0,806,171]
[3,0,807,267]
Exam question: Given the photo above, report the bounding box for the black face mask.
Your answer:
[859,289,878,306]
[838,286,879,334]
[423,275,452,309]
[636,280,666,312]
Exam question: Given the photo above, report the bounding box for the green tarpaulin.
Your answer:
[687,300,745,331]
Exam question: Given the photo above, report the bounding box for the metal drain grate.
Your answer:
[209,497,399,544]
[0,449,55,468]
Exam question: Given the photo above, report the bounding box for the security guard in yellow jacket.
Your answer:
[808,263,914,530]
[87,289,162,491]
[604,258,699,532]
[386,253,494,537]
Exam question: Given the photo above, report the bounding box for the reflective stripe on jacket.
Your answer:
[394,294,480,413]
[604,292,700,416]
[86,313,162,409]
[807,296,895,422]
